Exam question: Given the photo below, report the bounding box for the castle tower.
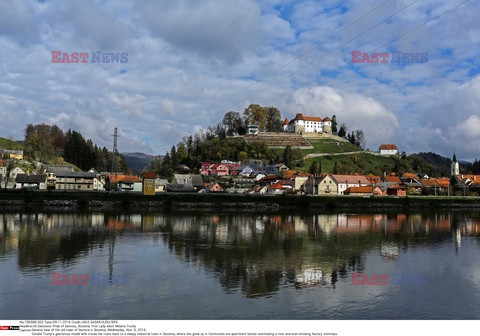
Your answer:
[322,117,332,134]
[294,113,305,134]
[451,151,459,177]
[282,118,289,131]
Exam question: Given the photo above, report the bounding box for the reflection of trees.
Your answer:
[157,211,480,297]
[0,213,138,268]
[2,210,480,297]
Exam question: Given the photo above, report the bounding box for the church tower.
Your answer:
[451,151,459,177]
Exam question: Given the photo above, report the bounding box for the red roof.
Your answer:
[295,113,305,120]
[142,171,158,179]
[379,144,398,150]
[119,176,142,183]
[345,186,373,194]
[332,174,370,185]
[385,175,402,183]
[268,183,284,190]
[283,118,289,125]
[323,117,331,122]
[303,116,323,122]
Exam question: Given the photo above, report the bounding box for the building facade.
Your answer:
[283,114,332,134]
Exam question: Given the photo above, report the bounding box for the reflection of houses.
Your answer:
[381,242,399,260]
[15,174,47,189]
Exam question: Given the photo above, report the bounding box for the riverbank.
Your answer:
[1,190,480,211]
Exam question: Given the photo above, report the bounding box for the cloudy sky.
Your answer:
[0,0,479,160]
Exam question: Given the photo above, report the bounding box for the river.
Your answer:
[1,210,479,319]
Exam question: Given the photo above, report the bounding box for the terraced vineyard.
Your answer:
[244,132,313,148]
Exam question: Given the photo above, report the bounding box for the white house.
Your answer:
[379,144,398,155]
[9,167,25,180]
[331,174,371,195]
[15,174,47,190]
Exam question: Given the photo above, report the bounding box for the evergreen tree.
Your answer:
[333,161,339,174]
[338,124,346,138]
[331,115,338,134]
[309,161,319,175]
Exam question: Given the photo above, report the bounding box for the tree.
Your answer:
[309,160,321,175]
[331,115,338,134]
[283,145,294,167]
[338,123,347,138]
[264,106,283,132]
[354,130,366,149]
[333,161,339,174]
[243,104,266,131]
[348,131,356,145]
[222,111,244,136]
[243,104,283,132]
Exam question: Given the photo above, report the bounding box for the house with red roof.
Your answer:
[379,144,398,155]
[331,174,371,195]
[344,185,382,196]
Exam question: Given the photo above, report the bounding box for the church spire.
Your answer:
[453,150,457,163]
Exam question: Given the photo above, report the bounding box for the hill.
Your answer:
[0,137,23,150]
[121,152,157,174]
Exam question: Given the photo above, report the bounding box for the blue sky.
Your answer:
[0,0,479,160]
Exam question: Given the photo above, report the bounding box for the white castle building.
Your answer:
[283,113,332,134]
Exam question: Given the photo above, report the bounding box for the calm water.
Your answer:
[1,210,480,320]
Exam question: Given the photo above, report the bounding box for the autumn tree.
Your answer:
[243,104,283,132]
[222,111,245,135]
[243,104,266,130]
[264,106,283,132]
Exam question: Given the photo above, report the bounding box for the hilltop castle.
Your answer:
[282,113,332,134]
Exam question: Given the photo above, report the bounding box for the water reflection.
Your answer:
[1,211,480,299]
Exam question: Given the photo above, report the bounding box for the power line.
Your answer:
[221,0,421,112]
[263,0,471,107]
[216,0,393,106]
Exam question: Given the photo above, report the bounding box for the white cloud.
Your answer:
[0,0,479,161]
[284,86,398,148]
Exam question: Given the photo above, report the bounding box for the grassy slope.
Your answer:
[303,139,362,155]
[0,137,23,150]
[288,137,397,174]
[303,153,396,175]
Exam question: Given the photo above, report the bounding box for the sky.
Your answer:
[0,0,479,160]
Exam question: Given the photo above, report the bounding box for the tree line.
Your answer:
[24,124,129,173]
